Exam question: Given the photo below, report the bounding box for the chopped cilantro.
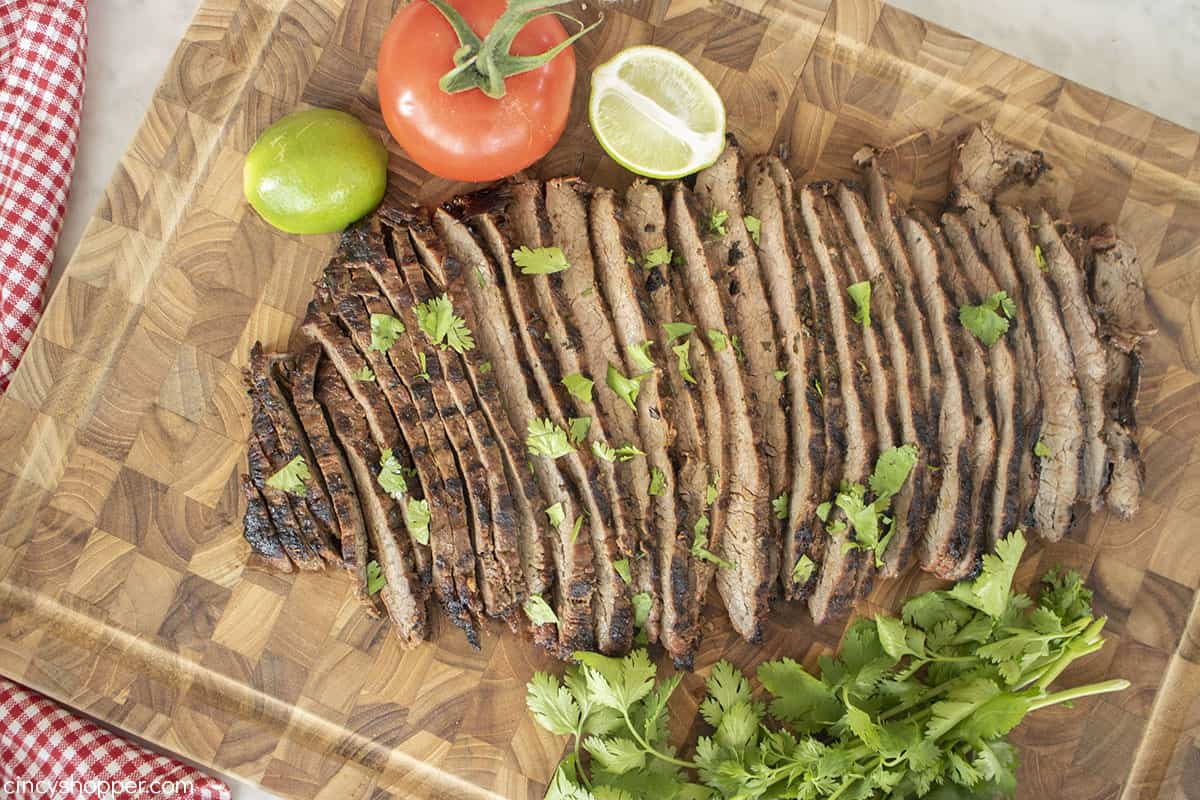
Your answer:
[663,321,695,344]
[568,416,592,444]
[643,246,672,269]
[1034,439,1051,458]
[570,514,584,544]
[606,363,644,412]
[562,372,594,403]
[545,502,565,529]
[706,470,719,507]
[743,215,762,246]
[773,369,788,382]
[772,492,789,520]
[523,594,558,627]
[527,418,575,459]
[1035,244,1048,272]
[648,466,666,496]
[406,498,431,546]
[707,209,729,237]
[377,448,408,500]
[613,558,632,585]
[365,559,385,595]
[960,290,1017,347]
[369,313,405,352]
[672,340,696,385]
[691,515,733,569]
[479,360,492,374]
[791,554,816,585]
[591,440,646,463]
[627,341,656,373]
[352,365,375,382]
[847,280,872,326]
[415,352,429,382]
[869,443,919,503]
[706,329,729,352]
[813,377,823,398]
[513,245,570,275]
[414,294,474,354]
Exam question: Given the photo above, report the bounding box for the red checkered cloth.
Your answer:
[0,677,232,800]
[0,0,88,395]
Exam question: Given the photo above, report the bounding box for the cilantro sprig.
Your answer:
[414,294,475,354]
[513,245,570,275]
[960,291,1017,347]
[266,455,309,497]
[528,532,1128,799]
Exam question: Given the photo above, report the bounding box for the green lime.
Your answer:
[244,109,388,235]
[588,46,726,180]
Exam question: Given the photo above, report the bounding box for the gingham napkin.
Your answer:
[0,0,87,394]
[0,678,232,800]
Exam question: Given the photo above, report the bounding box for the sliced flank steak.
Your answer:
[589,184,698,666]
[240,474,293,573]
[315,358,429,647]
[248,407,323,571]
[668,181,772,643]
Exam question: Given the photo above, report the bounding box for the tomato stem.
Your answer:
[428,0,602,99]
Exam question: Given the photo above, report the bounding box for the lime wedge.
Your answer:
[589,46,726,180]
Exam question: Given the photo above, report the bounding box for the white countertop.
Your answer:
[52,0,1200,796]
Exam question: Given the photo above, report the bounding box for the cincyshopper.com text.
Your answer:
[2,779,199,798]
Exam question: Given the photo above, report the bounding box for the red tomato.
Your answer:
[377,0,576,182]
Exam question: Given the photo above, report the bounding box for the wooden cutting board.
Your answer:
[1,0,1197,797]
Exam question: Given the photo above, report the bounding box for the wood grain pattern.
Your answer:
[1,0,1197,797]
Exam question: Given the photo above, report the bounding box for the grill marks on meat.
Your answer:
[420,207,599,655]
[747,158,823,601]
[798,184,876,623]
[1033,210,1109,509]
[998,206,1084,541]
[241,125,1152,655]
[279,344,373,605]
[316,359,429,646]
[941,214,1022,547]
[694,148,789,591]
[902,215,978,580]
[589,185,696,666]
[543,178,662,642]
[668,182,771,643]
[835,184,927,577]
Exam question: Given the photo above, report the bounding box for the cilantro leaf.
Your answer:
[643,246,672,269]
[672,340,696,384]
[757,658,842,731]
[546,502,565,529]
[707,209,729,237]
[585,736,645,775]
[743,215,761,246]
[575,650,657,711]
[949,530,1026,619]
[691,515,733,569]
[700,660,752,727]
[415,352,429,382]
[627,341,656,373]
[613,558,632,585]
[705,471,719,507]
[562,372,594,403]
[606,363,644,412]
[869,443,919,503]
[648,467,666,496]
[376,449,408,500]
[772,492,789,520]
[513,245,570,275]
[791,555,816,585]
[414,294,474,354]
[527,671,582,735]
[773,369,788,382]
[369,313,405,351]
[528,418,576,459]
[267,455,310,497]
[524,594,559,627]
[847,280,872,326]
[1034,439,1051,458]
[478,360,492,374]
[706,329,728,352]
[571,514,584,544]
[959,291,1015,347]
[405,498,431,546]
[352,365,376,382]
[568,416,592,444]
[1035,244,1048,272]
[631,592,652,632]
[365,559,385,595]
[662,321,695,344]
[592,440,617,463]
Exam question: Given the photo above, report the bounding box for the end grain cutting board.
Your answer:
[1,0,1198,797]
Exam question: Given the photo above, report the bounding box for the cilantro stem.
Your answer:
[1028,679,1131,712]
[620,708,694,770]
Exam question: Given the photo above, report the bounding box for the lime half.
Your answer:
[589,46,726,180]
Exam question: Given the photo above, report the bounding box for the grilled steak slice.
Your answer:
[241,475,293,573]
[415,207,598,655]
[471,194,636,655]
[1088,224,1158,350]
[668,182,772,643]
[766,161,837,601]
[919,212,998,561]
[247,433,319,570]
[747,158,824,599]
[624,180,723,635]
[999,206,1084,541]
[246,344,341,562]
[316,359,428,646]
[901,215,979,579]
[302,303,434,587]
[366,221,531,627]
[694,146,788,587]
[324,266,485,642]
[1087,226,1154,518]
[825,189,899,597]
[279,344,374,606]
[590,185,697,665]
[544,178,662,639]
[835,183,928,577]
[798,184,877,621]
[941,214,1023,546]
[1034,209,1109,508]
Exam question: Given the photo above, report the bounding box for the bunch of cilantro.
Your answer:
[526,531,1127,800]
